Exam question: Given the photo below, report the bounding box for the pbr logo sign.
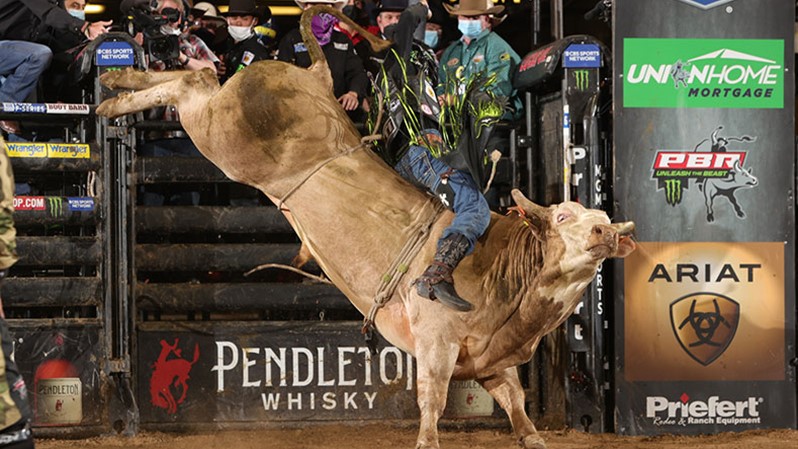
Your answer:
[670,293,740,366]
[672,0,735,9]
[624,38,784,108]
[652,126,758,223]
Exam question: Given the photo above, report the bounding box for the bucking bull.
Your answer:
[96,6,635,448]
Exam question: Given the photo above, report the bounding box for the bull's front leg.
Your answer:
[414,340,459,449]
[99,67,200,90]
[96,70,218,119]
[478,367,546,449]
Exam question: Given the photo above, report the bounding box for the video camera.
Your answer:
[120,0,181,64]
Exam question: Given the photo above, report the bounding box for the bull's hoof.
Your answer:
[519,434,546,449]
[415,444,439,449]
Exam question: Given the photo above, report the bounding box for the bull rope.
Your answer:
[276,141,369,210]
[361,201,444,340]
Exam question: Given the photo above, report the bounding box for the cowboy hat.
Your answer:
[293,0,347,10]
[191,1,224,20]
[375,0,407,14]
[444,0,504,16]
[223,0,259,16]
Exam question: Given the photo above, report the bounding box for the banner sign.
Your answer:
[563,44,601,68]
[5,142,90,159]
[623,38,784,109]
[613,0,795,435]
[138,322,420,423]
[95,40,135,66]
[1,103,90,115]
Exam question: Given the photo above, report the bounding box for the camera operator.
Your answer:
[144,0,219,72]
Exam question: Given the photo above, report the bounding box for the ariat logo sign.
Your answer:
[651,126,757,222]
[573,70,589,91]
[646,393,763,427]
[624,38,783,108]
[47,197,63,217]
[672,0,735,9]
[670,293,740,365]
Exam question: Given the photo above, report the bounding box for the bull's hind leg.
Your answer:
[478,367,546,449]
[414,340,459,449]
[96,70,218,118]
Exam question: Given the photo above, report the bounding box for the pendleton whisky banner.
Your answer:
[612,0,795,435]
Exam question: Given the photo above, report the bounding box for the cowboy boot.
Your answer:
[416,233,473,312]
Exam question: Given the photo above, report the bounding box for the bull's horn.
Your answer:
[510,189,548,223]
[613,221,635,236]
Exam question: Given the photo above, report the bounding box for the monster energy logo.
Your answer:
[573,70,590,91]
[664,179,683,205]
[47,197,63,217]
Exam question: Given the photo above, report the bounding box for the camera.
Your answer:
[122,0,181,64]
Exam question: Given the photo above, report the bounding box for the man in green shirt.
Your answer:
[438,0,521,118]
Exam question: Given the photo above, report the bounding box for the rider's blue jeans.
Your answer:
[394,144,490,254]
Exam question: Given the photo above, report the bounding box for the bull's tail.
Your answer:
[300,6,391,89]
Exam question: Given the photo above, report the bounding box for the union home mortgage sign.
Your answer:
[138,321,419,422]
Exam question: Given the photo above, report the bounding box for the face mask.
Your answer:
[67,9,85,21]
[228,25,253,42]
[382,24,397,40]
[423,30,439,49]
[160,24,181,36]
[457,19,482,39]
[311,13,338,46]
[342,5,360,20]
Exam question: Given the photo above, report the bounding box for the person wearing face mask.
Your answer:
[218,0,272,84]
[277,0,368,119]
[0,0,112,134]
[437,0,521,119]
[189,2,230,55]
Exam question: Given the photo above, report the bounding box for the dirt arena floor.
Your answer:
[35,424,798,449]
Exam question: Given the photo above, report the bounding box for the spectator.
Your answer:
[148,0,218,72]
[253,2,277,53]
[0,0,111,133]
[0,134,37,449]
[278,0,368,120]
[189,1,230,55]
[41,0,89,103]
[219,0,272,84]
[0,0,111,43]
[437,0,522,209]
[0,42,52,134]
[437,0,521,118]
[368,0,489,312]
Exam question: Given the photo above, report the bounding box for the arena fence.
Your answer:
[0,30,629,437]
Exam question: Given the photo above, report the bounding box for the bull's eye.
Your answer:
[556,213,570,223]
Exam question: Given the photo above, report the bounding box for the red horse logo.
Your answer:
[150,338,199,414]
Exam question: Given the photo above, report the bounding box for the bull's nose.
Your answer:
[592,225,617,242]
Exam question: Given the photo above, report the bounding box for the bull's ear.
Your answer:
[615,236,636,258]
[511,189,548,229]
[611,221,636,258]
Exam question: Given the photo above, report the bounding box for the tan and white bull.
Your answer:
[96,6,635,448]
